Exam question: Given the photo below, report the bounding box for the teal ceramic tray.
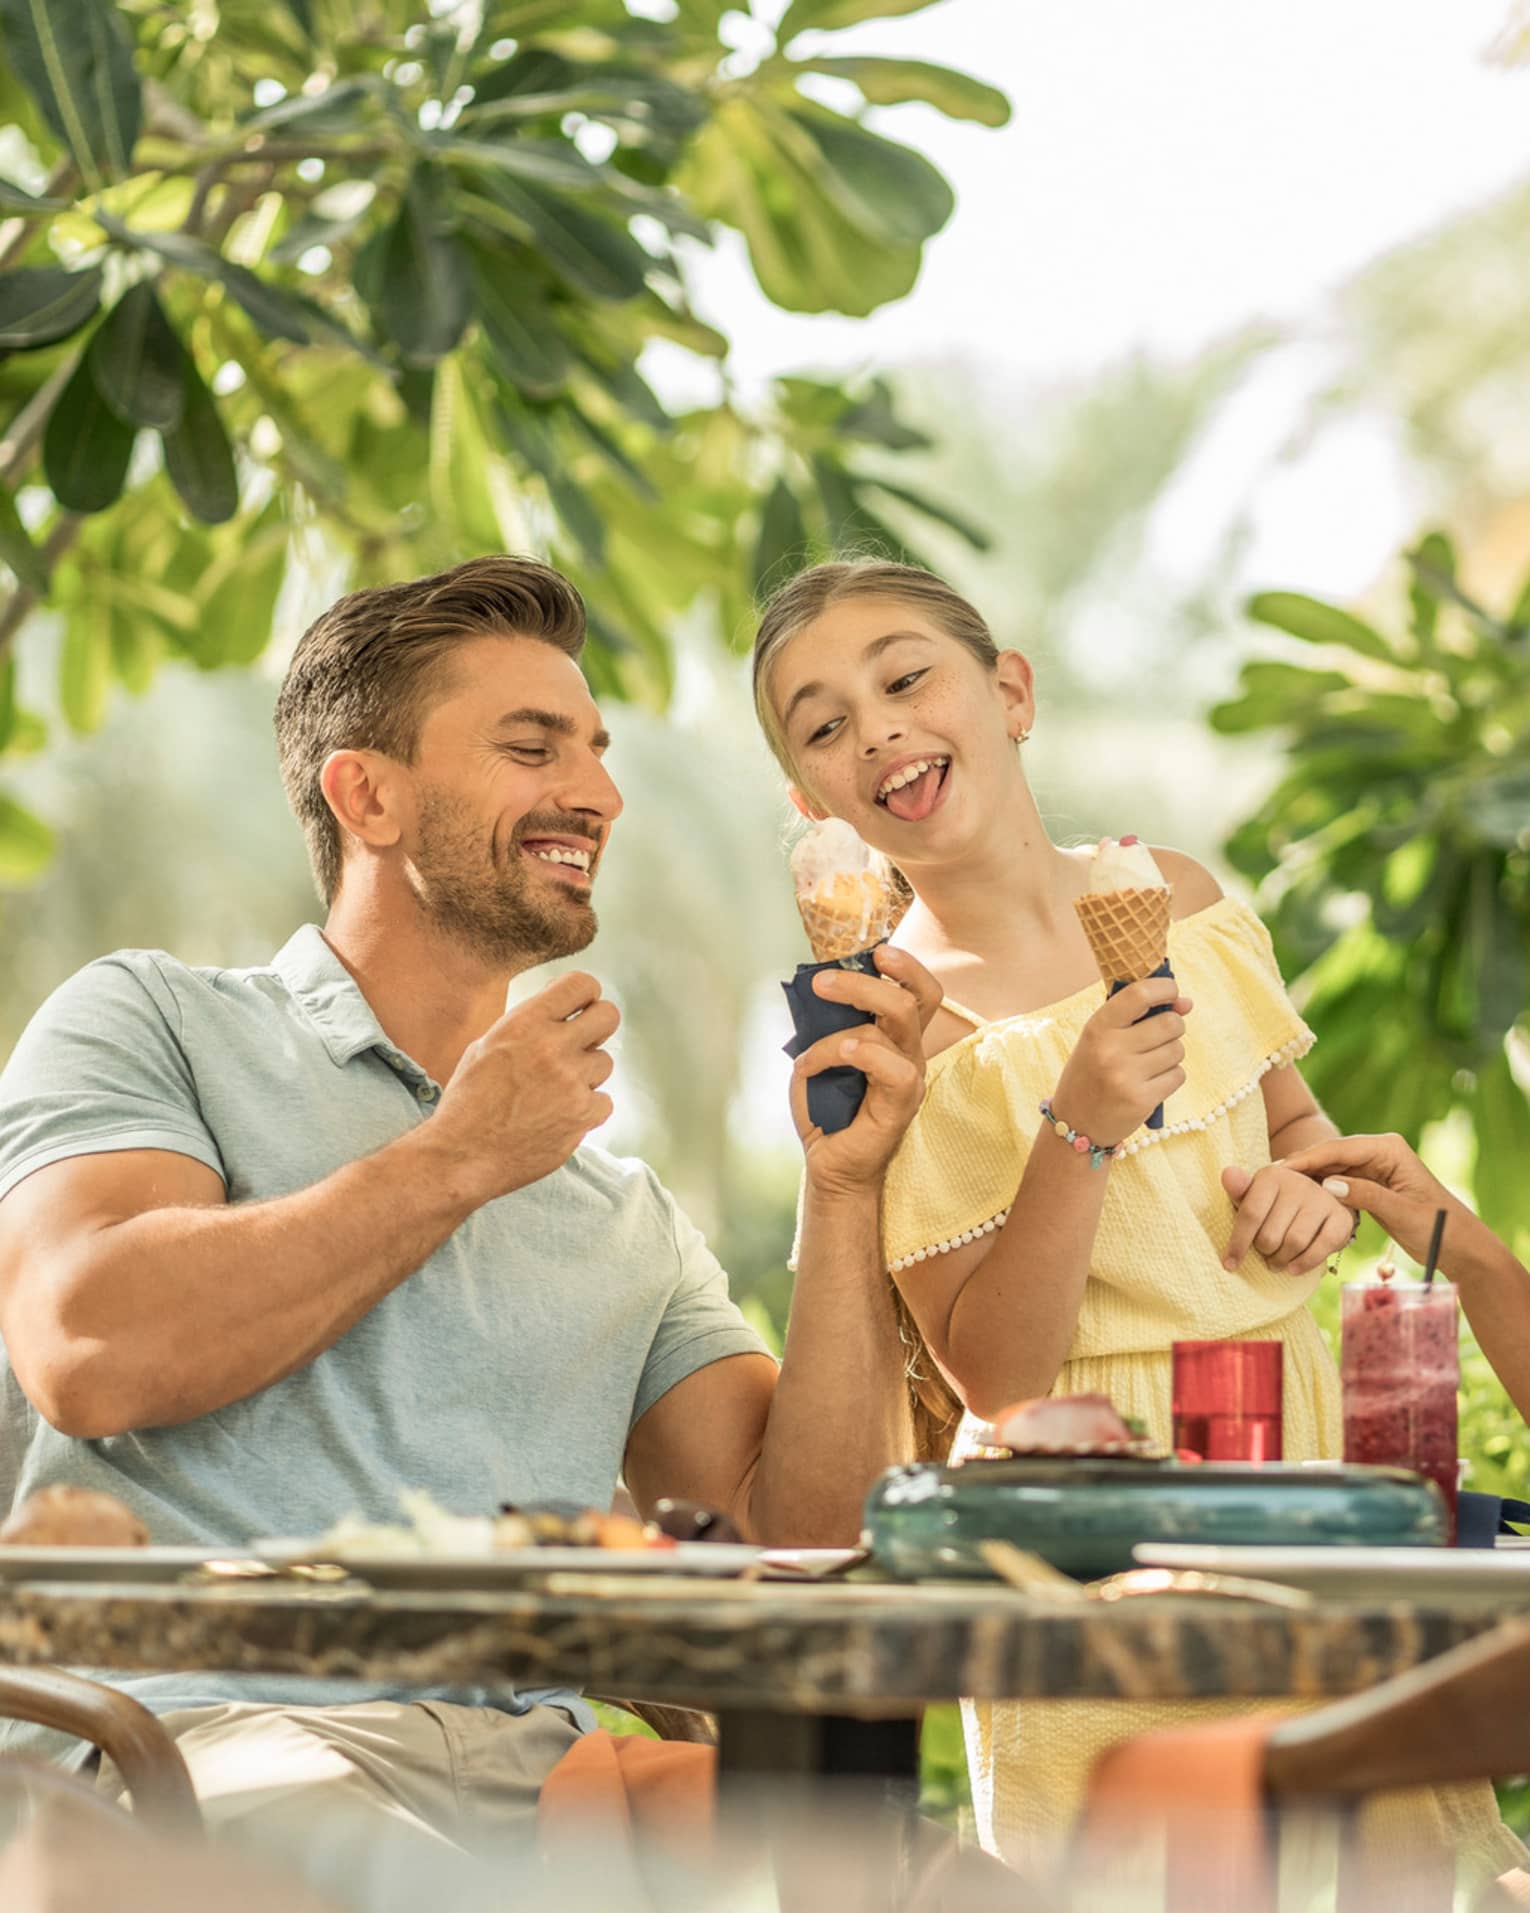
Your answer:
[863,1458,1448,1582]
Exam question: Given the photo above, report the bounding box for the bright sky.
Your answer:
[693,1,1530,390]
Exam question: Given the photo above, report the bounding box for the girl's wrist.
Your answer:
[1039,1097,1122,1170]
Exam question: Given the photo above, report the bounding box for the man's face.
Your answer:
[400,635,623,970]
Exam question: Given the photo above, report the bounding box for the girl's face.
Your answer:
[768,596,1033,865]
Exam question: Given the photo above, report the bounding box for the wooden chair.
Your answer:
[0,1666,202,1839]
[1082,1617,1530,1913]
[1262,1615,1530,1800]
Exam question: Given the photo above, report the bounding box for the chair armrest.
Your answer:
[0,1668,201,1838]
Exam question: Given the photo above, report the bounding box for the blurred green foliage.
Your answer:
[0,0,1006,879]
[1214,535,1530,1263]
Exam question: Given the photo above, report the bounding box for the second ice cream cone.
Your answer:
[1074,886,1171,986]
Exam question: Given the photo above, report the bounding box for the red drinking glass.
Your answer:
[1172,1339,1284,1462]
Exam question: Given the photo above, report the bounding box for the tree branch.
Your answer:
[0,513,82,666]
[0,353,82,488]
[0,160,78,272]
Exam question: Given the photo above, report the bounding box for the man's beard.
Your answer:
[408,788,598,970]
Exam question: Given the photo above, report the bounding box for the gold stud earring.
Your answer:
[1015,727,1032,745]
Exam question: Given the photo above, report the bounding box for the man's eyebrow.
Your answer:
[781,630,932,728]
[492,708,611,750]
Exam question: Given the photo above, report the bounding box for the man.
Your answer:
[0,557,933,1892]
[1281,1131,1530,1424]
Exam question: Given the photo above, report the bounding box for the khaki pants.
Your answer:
[95,1699,584,1911]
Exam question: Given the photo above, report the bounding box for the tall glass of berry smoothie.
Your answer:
[1341,1279,1460,1541]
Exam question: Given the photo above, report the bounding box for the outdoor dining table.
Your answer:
[1,1567,1527,1788]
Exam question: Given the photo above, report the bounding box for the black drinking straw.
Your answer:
[1422,1207,1447,1285]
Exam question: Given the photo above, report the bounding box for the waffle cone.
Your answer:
[795,869,904,963]
[1074,886,1171,985]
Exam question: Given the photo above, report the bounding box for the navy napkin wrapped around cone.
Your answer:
[782,945,884,1134]
[1109,956,1175,1130]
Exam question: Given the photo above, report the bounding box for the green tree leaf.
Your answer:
[789,109,953,248]
[0,0,142,187]
[0,263,103,348]
[108,602,164,694]
[792,55,1011,126]
[42,349,136,512]
[1407,529,1455,646]
[199,513,288,667]
[89,283,186,430]
[59,598,111,732]
[752,476,809,595]
[161,357,238,525]
[0,789,55,885]
[466,241,570,396]
[440,135,604,193]
[862,474,992,549]
[467,177,650,301]
[377,172,473,365]
[776,0,948,41]
[1247,590,1395,661]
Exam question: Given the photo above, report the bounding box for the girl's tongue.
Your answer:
[884,763,945,823]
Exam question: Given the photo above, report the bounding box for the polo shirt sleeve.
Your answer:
[0,954,226,1204]
[631,1184,773,1429]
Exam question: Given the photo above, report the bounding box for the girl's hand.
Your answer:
[1278,1134,1472,1271]
[1221,1163,1354,1275]
[791,945,941,1196]
[1052,977,1191,1147]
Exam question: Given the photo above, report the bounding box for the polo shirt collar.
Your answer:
[271,925,391,1068]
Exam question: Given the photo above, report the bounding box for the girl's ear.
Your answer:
[788,785,829,822]
[994,649,1036,739]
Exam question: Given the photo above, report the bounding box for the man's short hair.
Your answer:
[275,555,587,905]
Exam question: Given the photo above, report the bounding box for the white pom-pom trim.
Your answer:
[886,1030,1313,1273]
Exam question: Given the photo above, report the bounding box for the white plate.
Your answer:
[254,1540,767,1585]
[0,1545,248,1583]
[1132,1542,1530,1601]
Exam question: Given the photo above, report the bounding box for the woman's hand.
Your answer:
[791,945,941,1196]
[1278,1133,1483,1272]
[1221,1163,1354,1275]
[1051,977,1191,1148]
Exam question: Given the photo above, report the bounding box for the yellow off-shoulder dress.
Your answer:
[881,895,1527,1889]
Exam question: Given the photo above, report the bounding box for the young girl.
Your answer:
[753,559,1526,1889]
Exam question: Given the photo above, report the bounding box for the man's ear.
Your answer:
[994,649,1036,739]
[787,785,828,822]
[319,749,406,853]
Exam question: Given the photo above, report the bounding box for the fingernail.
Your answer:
[842,1037,859,1056]
[1322,1178,1349,1198]
[1223,1257,1237,1271]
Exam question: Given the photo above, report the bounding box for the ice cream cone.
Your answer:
[1074,885,1171,986]
[795,868,903,963]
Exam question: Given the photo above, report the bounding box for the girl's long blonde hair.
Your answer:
[753,559,1002,1460]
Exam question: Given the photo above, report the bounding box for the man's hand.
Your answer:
[434,971,618,1201]
[790,945,940,1196]
[1221,1162,1354,1275]
[1279,1133,1476,1271]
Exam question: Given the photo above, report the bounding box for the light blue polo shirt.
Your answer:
[0,927,768,1753]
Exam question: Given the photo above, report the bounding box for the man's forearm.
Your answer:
[1453,1223,1530,1426]
[46,1126,488,1437]
[745,1185,912,1547]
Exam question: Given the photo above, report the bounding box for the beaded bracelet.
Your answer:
[1039,1098,1122,1170]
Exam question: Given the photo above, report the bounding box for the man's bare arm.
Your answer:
[0,1132,487,1437]
[0,970,619,1438]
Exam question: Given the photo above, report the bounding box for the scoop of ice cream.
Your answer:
[1086,834,1167,893]
[0,1485,150,1548]
[789,817,871,895]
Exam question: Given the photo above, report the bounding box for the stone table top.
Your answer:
[1,1574,1525,1715]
